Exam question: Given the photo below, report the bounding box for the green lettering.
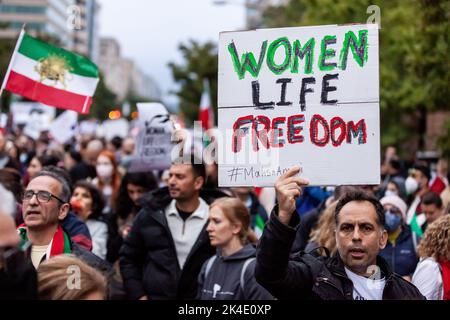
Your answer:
[227,40,268,80]
[291,38,315,74]
[266,37,291,75]
[319,35,337,71]
[339,29,368,70]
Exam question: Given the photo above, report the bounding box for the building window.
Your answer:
[0,5,47,14]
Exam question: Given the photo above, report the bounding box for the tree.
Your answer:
[86,72,118,120]
[123,90,159,121]
[263,0,449,155]
[168,40,218,126]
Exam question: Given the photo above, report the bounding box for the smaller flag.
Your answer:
[1,29,99,114]
[198,78,214,131]
[254,213,265,239]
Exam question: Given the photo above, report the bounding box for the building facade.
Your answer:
[98,37,161,102]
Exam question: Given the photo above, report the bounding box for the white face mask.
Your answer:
[405,176,419,195]
[384,189,398,197]
[96,163,113,178]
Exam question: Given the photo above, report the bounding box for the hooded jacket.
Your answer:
[379,225,418,276]
[197,243,273,300]
[255,207,425,300]
[119,187,227,300]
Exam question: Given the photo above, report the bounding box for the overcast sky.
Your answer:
[97,0,246,110]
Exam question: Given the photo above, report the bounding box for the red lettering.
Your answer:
[252,115,270,151]
[330,116,346,147]
[232,115,253,153]
[270,117,286,148]
[310,114,330,147]
[287,115,305,144]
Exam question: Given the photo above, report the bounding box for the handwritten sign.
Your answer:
[128,102,174,172]
[218,24,380,186]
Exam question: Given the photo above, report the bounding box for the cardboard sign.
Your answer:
[49,110,78,144]
[218,24,380,186]
[128,103,174,172]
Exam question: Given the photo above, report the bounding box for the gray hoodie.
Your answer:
[197,243,273,300]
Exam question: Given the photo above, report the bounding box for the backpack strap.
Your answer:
[204,255,217,279]
[240,257,256,292]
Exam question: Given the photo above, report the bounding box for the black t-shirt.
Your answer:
[176,206,193,221]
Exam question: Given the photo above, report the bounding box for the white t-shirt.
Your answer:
[31,245,48,269]
[344,267,386,300]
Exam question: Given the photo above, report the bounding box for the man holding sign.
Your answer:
[255,167,424,300]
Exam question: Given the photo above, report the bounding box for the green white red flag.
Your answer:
[1,30,99,114]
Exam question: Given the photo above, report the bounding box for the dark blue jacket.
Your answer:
[379,225,418,277]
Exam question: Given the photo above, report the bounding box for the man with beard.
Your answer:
[255,167,424,300]
[120,156,227,300]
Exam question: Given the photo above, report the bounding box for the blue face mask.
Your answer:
[384,210,401,233]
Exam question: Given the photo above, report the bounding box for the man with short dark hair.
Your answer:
[421,191,444,227]
[255,167,424,300]
[120,158,227,300]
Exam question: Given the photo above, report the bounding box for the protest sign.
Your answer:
[49,110,78,144]
[79,120,98,136]
[98,118,129,141]
[10,101,56,139]
[128,102,174,172]
[218,23,380,186]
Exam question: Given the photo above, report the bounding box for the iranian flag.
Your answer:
[198,78,214,131]
[1,30,99,114]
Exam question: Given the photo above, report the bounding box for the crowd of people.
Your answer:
[0,128,449,300]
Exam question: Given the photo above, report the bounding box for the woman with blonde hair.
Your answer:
[305,201,338,256]
[197,197,272,300]
[37,255,107,300]
[412,215,450,300]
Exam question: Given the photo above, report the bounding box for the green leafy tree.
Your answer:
[86,72,118,120]
[263,0,449,154]
[168,40,218,126]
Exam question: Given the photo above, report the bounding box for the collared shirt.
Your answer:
[165,198,209,269]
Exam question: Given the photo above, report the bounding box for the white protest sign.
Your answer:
[79,120,98,135]
[11,102,56,139]
[128,102,174,172]
[99,118,129,141]
[218,24,379,186]
[10,101,56,125]
[49,110,78,144]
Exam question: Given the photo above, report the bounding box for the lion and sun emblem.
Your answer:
[34,55,73,88]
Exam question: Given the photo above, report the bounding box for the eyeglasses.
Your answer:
[22,190,66,204]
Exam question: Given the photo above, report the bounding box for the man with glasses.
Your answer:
[0,183,37,299]
[19,170,111,273]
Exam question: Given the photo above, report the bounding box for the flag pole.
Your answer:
[0,24,26,116]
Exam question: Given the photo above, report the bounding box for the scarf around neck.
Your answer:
[17,224,72,262]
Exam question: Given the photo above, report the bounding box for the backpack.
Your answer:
[204,255,256,292]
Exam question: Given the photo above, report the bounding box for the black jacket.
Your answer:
[119,187,227,300]
[255,207,425,300]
